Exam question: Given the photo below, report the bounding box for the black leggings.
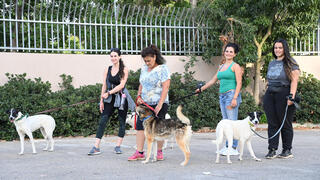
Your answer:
[263,87,296,150]
[96,95,128,139]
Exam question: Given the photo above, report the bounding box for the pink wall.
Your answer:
[0,53,220,91]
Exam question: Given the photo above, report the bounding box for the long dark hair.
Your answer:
[110,48,125,79]
[272,39,299,80]
[220,42,239,64]
[141,44,166,65]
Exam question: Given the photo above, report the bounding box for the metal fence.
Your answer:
[291,23,320,56]
[0,0,210,55]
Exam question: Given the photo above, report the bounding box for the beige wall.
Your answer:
[0,53,319,92]
[0,53,220,91]
[294,56,320,80]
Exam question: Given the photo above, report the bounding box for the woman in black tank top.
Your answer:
[88,48,130,155]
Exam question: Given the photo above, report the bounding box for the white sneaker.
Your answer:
[217,146,228,155]
[222,148,239,156]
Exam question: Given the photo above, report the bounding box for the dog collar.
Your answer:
[248,121,254,127]
[141,115,152,122]
[15,113,29,122]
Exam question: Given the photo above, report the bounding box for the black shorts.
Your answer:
[135,103,168,130]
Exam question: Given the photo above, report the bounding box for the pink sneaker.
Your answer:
[157,150,164,160]
[128,150,145,161]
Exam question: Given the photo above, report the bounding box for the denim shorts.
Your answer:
[219,89,242,120]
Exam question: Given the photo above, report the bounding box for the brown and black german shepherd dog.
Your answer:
[136,105,192,166]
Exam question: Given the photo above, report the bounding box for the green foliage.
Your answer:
[295,72,320,123]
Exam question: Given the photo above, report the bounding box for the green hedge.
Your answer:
[1,71,317,140]
[295,72,320,124]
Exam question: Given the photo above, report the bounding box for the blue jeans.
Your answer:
[219,89,242,148]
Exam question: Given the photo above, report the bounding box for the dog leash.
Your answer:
[251,94,300,140]
[32,98,99,115]
[250,104,289,140]
[169,83,204,105]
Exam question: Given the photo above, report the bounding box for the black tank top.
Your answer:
[107,66,121,90]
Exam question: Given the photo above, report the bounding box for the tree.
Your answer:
[202,0,320,104]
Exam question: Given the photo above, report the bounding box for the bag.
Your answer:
[267,86,286,93]
[103,94,112,103]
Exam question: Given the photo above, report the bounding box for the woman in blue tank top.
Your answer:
[196,43,243,156]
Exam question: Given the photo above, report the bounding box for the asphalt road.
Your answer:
[0,129,319,180]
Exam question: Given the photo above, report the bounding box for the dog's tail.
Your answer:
[176,105,190,125]
[211,126,224,145]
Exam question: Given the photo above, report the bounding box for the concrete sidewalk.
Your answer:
[0,129,319,180]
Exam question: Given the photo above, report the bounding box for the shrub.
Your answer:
[295,72,320,123]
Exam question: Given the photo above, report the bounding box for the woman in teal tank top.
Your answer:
[196,43,243,156]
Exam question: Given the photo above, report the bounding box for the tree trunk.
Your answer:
[253,47,262,104]
[252,24,272,105]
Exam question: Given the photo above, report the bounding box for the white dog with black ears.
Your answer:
[7,108,56,155]
[212,112,263,164]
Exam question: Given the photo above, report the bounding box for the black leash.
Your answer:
[32,97,99,115]
[170,92,199,105]
[169,83,204,105]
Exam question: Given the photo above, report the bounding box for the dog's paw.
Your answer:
[180,161,187,166]
[141,160,148,164]
[238,157,243,161]
[48,149,54,152]
[18,152,24,155]
[215,160,219,164]
[32,152,37,155]
[227,161,232,164]
[254,157,262,162]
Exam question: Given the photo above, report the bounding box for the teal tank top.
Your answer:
[217,62,236,93]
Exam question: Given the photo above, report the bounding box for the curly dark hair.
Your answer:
[110,48,125,79]
[220,42,240,64]
[141,44,166,65]
[272,39,299,80]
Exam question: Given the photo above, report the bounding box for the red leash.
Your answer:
[134,95,156,129]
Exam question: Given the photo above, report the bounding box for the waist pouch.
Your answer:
[267,85,289,93]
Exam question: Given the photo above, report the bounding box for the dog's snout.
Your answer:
[9,116,14,120]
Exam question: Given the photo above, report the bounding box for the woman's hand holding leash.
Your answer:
[154,104,162,116]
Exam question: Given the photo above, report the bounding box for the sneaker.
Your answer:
[218,146,228,155]
[278,149,293,159]
[88,146,101,155]
[157,150,164,161]
[221,148,239,156]
[114,146,122,154]
[128,150,145,161]
[265,149,277,159]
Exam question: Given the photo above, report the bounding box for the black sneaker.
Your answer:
[278,149,293,159]
[265,149,277,159]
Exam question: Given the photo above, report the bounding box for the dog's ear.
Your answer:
[6,109,10,114]
[247,112,254,118]
[257,112,264,118]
